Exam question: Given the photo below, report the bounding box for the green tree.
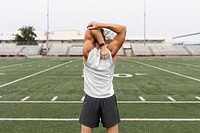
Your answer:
[14,26,37,45]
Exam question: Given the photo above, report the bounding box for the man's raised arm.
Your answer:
[88,21,126,57]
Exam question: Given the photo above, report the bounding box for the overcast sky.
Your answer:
[0,0,200,37]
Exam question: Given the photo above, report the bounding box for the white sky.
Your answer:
[0,0,200,37]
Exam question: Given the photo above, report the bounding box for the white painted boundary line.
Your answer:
[121,118,200,121]
[121,59,200,82]
[139,96,146,101]
[167,96,176,102]
[51,96,58,101]
[195,96,200,100]
[0,118,200,121]
[0,60,43,69]
[0,101,200,104]
[168,61,200,68]
[21,96,30,101]
[0,60,78,88]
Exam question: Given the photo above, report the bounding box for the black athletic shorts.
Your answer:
[79,94,120,128]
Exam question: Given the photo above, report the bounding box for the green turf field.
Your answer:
[0,57,200,133]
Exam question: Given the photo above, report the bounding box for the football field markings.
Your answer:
[167,61,200,68]
[21,96,30,101]
[0,118,200,121]
[0,60,79,88]
[139,96,146,101]
[0,60,44,69]
[51,96,58,101]
[167,96,176,101]
[0,100,200,104]
[195,96,200,100]
[121,58,200,82]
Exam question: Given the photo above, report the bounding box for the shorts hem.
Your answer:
[103,120,121,128]
[80,121,99,128]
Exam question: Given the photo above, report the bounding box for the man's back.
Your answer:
[84,48,115,98]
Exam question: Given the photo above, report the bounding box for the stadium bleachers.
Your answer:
[47,44,71,56]
[1,42,200,56]
[130,44,199,56]
[172,46,190,56]
[0,43,42,56]
[68,46,83,56]
[19,45,42,56]
[131,44,152,56]
[185,45,200,55]
[0,43,22,56]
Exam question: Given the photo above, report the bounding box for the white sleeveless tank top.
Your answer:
[84,48,115,98]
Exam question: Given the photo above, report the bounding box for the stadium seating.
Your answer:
[68,46,83,56]
[172,46,190,56]
[0,43,22,56]
[19,45,42,56]
[1,42,200,56]
[47,43,71,56]
[185,45,200,55]
[131,44,152,56]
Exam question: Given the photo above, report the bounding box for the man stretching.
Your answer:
[80,21,126,133]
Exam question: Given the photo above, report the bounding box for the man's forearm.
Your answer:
[95,22,126,34]
[90,29,105,45]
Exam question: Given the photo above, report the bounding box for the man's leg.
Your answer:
[81,125,93,133]
[107,124,118,133]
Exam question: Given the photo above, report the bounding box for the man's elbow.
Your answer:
[122,25,127,34]
[121,25,127,39]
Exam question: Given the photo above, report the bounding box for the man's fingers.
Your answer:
[100,53,109,59]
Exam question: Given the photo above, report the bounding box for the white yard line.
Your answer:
[21,96,30,101]
[139,96,146,101]
[0,101,200,104]
[168,61,200,68]
[51,96,58,101]
[0,60,78,88]
[0,60,43,69]
[0,118,200,121]
[121,59,200,82]
[195,96,200,100]
[121,118,200,121]
[167,96,176,102]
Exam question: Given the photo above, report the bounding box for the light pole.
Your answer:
[46,0,50,54]
[144,0,146,45]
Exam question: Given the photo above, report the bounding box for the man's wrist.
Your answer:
[99,43,105,47]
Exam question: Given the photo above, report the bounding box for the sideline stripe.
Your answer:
[51,96,58,101]
[0,101,200,104]
[139,96,146,101]
[121,58,200,82]
[0,60,44,69]
[0,60,78,88]
[21,96,30,101]
[195,96,200,100]
[0,118,200,121]
[168,61,200,68]
[167,96,176,101]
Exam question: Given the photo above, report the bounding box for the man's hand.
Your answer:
[100,45,110,59]
[87,21,100,30]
